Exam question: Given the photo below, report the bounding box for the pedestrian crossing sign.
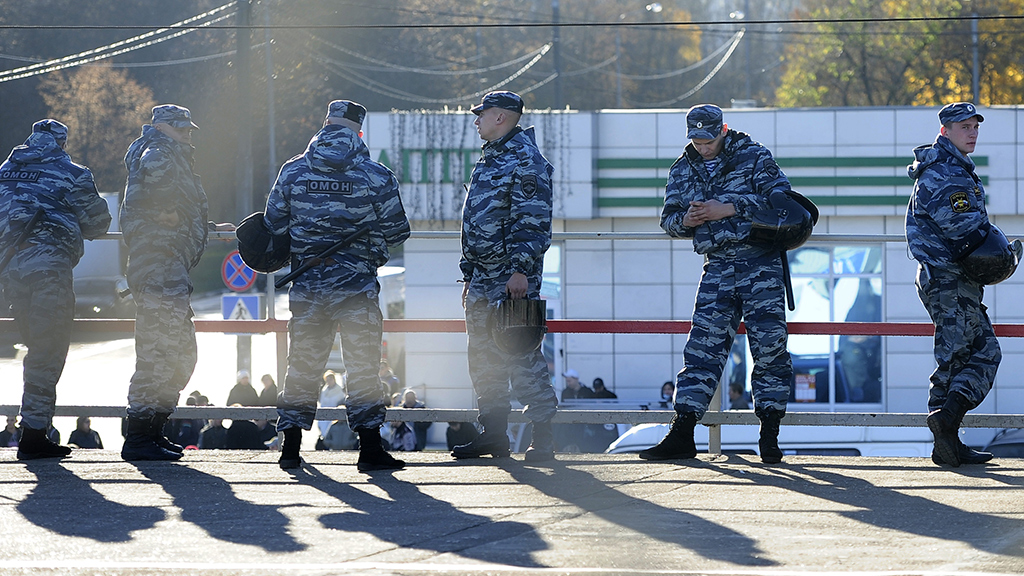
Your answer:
[222,294,262,320]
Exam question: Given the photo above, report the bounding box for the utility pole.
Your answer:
[236,0,254,375]
[552,0,562,109]
[971,13,980,104]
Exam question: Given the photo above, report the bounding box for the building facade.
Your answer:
[362,106,1024,446]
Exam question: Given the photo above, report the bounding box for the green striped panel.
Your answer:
[597,195,912,208]
[596,156,988,169]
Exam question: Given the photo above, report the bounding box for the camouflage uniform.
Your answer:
[460,124,557,424]
[121,107,209,419]
[266,120,409,433]
[661,128,794,420]
[907,117,998,412]
[0,120,111,430]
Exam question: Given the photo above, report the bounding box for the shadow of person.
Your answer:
[709,459,1024,557]
[129,462,305,553]
[17,461,164,543]
[304,466,548,567]
[504,457,776,567]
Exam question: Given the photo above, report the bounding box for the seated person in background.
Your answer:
[728,382,750,410]
[401,389,430,451]
[446,421,479,451]
[321,420,358,450]
[225,405,267,450]
[198,418,229,449]
[561,369,595,401]
[658,381,674,409]
[166,393,207,448]
[258,374,278,407]
[592,378,617,399]
[68,417,103,449]
[389,419,416,452]
[0,416,19,447]
[317,370,347,441]
[227,370,260,407]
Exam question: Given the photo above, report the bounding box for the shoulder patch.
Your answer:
[521,175,538,197]
[949,191,971,213]
[764,160,780,179]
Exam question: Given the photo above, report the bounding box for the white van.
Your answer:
[606,422,935,457]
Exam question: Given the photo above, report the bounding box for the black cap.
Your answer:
[326,100,367,125]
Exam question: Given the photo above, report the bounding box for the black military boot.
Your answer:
[524,420,555,463]
[758,410,784,464]
[121,416,182,461]
[451,413,511,459]
[932,439,993,467]
[357,428,405,472]
[17,426,72,460]
[152,413,184,454]
[639,412,698,461]
[927,392,971,468]
[279,427,302,470]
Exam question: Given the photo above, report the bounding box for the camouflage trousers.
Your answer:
[675,253,793,419]
[278,280,386,433]
[126,258,197,418]
[465,292,557,423]
[917,265,999,410]
[1,249,74,430]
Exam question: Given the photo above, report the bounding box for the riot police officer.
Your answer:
[907,102,1001,467]
[120,105,234,461]
[643,104,795,465]
[452,91,558,463]
[0,119,111,459]
[265,100,410,471]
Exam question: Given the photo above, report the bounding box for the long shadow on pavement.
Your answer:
[131,462,306,553]
[709,458,1024,556]
[17,461,164,542]
[303,466,548,567]
[505,458,777,567]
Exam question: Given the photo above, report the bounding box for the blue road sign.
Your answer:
[222,250,256,292]
[222,294,262,321]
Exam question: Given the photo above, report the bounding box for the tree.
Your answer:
[775,0,1024,107]
[38,65,156,192]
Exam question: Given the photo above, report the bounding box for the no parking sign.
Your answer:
[222,250,256,292]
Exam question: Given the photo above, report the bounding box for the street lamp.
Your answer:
[616,3,663,108]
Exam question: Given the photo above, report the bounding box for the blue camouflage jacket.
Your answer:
[661,130,791,257]
[264,124,410,290]
[906,134,989,272]
[120,125,210,270]
[0,132,111,266]
[460,126,553,297]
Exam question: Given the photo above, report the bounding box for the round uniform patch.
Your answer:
[949,191,971,213]
[521,175,538,197]
[764,160,780,179]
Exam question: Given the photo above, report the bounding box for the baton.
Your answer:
[780,250,795,311]
[275,225,371,289]
[0,207,45,276]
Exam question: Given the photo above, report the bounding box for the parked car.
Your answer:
[73,276,135,318]
[605,422,934,457]
[983,429,1024,458]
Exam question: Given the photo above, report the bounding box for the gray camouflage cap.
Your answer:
[32,119,68,145]
[686,104,724,140]
[471,91,524,115]
[939,102,984,125]
[151,104,199,129]
[326,100,367,125]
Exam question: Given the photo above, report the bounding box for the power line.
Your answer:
[633,30,745,108]
[1,13,1022,31]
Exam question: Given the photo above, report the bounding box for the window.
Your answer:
[787,245,884,406]
[725,245,884,407]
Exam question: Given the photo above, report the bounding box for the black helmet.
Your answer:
[748,190,819,251]
[236,212,290,273]
[959,224,1021,285]
[490,298,547,355]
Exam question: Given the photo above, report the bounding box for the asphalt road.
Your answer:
[0,451,1021,575]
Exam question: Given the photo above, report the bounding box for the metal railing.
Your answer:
[6,231,1021,452]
